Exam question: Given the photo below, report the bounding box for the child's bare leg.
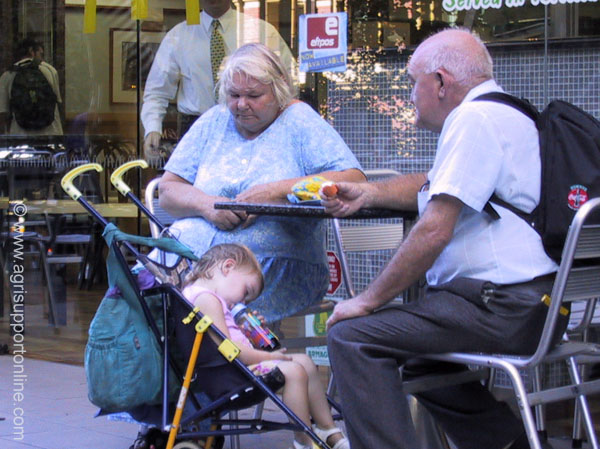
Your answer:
[276,360,313,445]
[291,354,345,446]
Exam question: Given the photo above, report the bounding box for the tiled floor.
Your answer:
[0,356,596,449]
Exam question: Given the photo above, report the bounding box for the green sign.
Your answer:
[443,0,597,12]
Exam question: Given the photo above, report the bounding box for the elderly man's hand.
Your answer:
[320,181,368,217]
[144,132,162,160]
[326,296,372,329]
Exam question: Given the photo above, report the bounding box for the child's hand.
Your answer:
[251,310,267,326]
[271,348,292,361]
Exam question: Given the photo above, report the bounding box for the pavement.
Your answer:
[0,356,296,449]
[0,356,594,449]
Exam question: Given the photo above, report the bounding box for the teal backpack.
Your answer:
[85,224,198,413]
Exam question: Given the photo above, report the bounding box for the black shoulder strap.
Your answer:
[473,92,540,221]
[474,92,540,125]
[11,59,38,72]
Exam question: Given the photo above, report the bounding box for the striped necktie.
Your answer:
[210,19,226,86]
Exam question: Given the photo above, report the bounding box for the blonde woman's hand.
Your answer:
[203,195,248,230]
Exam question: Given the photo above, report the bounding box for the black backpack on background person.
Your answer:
[9,59,57,130]
[475,92,600,263]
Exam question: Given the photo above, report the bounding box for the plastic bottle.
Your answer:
[231,304,281,351]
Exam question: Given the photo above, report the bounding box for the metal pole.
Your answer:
[544,5,549,106]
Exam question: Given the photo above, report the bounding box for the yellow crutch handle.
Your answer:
[61,163,103,201]
[110,160,149,197]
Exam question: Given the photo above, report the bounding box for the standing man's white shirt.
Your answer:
[141,8,294,137]
[418,79,557,285]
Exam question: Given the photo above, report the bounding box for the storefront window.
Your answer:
[0,0,598,362]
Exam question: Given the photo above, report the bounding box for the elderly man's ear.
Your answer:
[436,71,447,98]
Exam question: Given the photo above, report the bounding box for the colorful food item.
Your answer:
[289,175,330,201]
[319,181,338,197]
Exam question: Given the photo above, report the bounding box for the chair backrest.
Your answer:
[144,176,177,238]
[331,169,405,298]
[530,196,600,366]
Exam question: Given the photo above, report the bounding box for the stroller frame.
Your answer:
[63,162,332,449]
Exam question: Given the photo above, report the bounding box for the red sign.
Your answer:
[327,251,342,295]
[306,16,339,50]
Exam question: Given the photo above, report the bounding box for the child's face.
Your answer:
[216,264,262,308]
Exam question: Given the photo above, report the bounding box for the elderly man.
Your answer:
[141,0,293,159]
[322,29,563,449]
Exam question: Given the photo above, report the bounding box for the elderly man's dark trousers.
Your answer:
[327,276,567,449]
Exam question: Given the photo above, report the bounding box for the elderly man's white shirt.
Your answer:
[418,79,557,286]
[141,8,294,136]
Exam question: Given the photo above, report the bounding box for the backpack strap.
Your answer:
[474,92,540,124]
[10,58,39,72]
[473,92,540,221]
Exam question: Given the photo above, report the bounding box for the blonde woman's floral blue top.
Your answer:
[163,102,362,322]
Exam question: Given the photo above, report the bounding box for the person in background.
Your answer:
[158,43,365,324]
[321,28,565,449]
[141,0,294,159]
[0,38,63,135]
[181,243,350,449]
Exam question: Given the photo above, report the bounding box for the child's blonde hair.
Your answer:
[183,243,264,293]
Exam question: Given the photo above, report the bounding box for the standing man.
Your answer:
[141,0,294,159]
[0,38,63,135]
[322,29,563,449]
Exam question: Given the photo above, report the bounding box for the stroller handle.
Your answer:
[61,163,103,200]
[110,159,148,196]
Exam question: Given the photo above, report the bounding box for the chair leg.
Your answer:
[37,243,60,327]
[566,357,599,449]
[533,365,547,441]
[252,402,265,420]
[78,239,93,289]
[228,410,241,449]
[502,362,544,449]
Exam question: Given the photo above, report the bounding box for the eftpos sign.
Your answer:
[299,12,347,72]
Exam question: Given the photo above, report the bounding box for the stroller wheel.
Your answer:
[173,442,201,449]
[130,427,169,449]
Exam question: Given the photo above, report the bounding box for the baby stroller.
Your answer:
[61,162,331,449]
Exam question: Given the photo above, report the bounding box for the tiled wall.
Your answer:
[327,43,600,175]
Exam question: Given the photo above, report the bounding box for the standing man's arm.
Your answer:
[141,32,181,158]
[326,193,463,328]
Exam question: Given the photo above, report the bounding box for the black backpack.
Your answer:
[475,92,600,263]
[9,59,57,130]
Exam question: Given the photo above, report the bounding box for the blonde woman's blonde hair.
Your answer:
[183,243,264,293]
[217,43,296,109]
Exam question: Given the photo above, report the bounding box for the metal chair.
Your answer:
[418,197,600,449]
[144,176,177,238]
[563,278,600,446]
